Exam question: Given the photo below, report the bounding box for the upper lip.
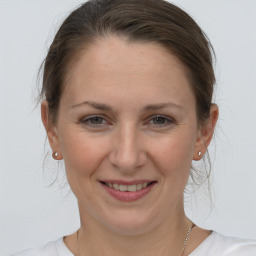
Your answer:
[99,180,156,185]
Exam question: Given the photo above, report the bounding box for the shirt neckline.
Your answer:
[60,231,216,256]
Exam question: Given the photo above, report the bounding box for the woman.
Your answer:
[13,0,256,255]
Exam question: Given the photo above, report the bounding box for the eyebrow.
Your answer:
[142,103,182,111]
[71,101,182,111]
[71,101,113,111]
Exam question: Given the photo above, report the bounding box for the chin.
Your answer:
[100,209,158,236]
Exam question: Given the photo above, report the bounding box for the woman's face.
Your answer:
[45,37,212,234]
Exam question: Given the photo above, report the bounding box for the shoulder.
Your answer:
[11,237,73,256]
[11,239,58,256]
[191,231,256,256]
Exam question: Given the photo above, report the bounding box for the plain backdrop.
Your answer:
[0,0,256,255]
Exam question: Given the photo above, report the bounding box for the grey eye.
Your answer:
[152,116,167,125]
[80,116,108,127]
[90,117,104,124]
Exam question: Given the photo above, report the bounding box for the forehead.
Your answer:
[62,36,195,109]
[67,36,188,82]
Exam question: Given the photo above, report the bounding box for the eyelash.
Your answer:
[147,115,175,127]
[80,115,109,128]
[79,115,175,128]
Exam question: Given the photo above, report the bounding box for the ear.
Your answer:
[41,101,63,160]
[193,104,219,160]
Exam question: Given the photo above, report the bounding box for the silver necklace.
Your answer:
[76,223,195,256]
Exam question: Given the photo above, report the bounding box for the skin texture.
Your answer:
[42,36,218,256]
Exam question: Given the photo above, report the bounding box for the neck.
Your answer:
[76,204,191,256]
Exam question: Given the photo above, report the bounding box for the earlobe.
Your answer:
[41,101,63,160]
[193,104,219,161]
[52,151,63,161]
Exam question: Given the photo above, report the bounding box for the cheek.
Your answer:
[149,131,196,179]
[150,136,195,203]
[59,130,111,204]
[58,127,109,179]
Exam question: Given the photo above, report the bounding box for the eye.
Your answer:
[148,115,175,127]
[152,116,167,125]
[89,116,104,124]
[80,115,109,128]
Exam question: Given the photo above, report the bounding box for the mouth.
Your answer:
[100,181,157,192]
[99,180,157,202]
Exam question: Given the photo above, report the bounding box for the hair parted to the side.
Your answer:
[39,0,216,195]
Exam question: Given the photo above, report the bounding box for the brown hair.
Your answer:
[39,0,215,126]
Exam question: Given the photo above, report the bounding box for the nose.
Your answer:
[109,123,147,173]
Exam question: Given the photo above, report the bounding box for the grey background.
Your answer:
[0,0,256,254]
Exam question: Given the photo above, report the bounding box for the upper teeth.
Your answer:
[106,182,149,192]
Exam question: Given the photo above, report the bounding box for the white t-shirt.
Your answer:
[12,232,256,256]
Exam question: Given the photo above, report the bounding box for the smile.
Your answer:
[102,182,153,192]
[99,180,157,202]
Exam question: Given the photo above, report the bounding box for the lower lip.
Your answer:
[100,182,156,202]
